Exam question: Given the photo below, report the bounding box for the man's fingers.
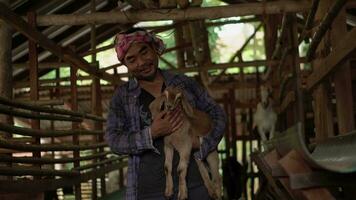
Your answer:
[171,120,184,133]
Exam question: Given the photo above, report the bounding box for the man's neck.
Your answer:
[138,71,164,97]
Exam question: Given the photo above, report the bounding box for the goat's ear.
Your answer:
[149,95,165,118]
[181,95,194,118]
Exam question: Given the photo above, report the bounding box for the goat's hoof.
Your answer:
[178,191,188,200]
[165,189,173,199]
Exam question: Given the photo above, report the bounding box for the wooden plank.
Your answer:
[33,0,310,26]
[279,150,335,200]
[251,150,293,200]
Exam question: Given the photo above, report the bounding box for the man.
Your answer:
[105,27,226,200]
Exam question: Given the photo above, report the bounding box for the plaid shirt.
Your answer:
[105,70,226,200]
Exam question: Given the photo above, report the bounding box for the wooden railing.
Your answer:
[0,96,127,197]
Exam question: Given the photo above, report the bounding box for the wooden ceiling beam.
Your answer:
[34,0,310,26]
[0,2,117,84]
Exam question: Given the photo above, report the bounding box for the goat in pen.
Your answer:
[253,85,277,142]
[149,86,222,200]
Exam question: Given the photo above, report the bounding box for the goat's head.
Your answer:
[260,85,272,108]
[149,86,194,118]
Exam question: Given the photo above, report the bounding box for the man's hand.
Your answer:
[150,107,183,139]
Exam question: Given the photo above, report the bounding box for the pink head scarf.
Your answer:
[114,29,166,62]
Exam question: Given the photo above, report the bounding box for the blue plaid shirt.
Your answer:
[105,70,226,200]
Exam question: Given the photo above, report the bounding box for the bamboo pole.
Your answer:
[298,0,320,43]
[0,139,107,151]
[73,157,123,171]
[32,1,310,26]
[0,122,103,137]
[0,96,105,121]
[0,152,112,164]
[272,13,288,60]
[0,104,83,122]
[0,166,80,177]
[306,0,347,61]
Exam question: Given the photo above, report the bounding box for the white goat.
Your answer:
[149,86,222,200]
[253,85,277,141]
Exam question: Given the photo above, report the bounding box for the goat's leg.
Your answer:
[269,124,275,140]
[257,126,267,141]
[177,149,190,200]
[196,155,218,199]
[164,141,174,198]
[206,150,222,200]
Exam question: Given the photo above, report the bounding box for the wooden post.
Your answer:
[182,24,195,67]
[70,52,82,200]
[28,12,41,172]
[312,0,335,140]
[174,23,185,68]
[229,89,237,159]
[90,1,100,197]
[223,93,231,158]
[0,0,12,125]
[91,62,103,199]
[0,0,12,180]
[330,4,354,135]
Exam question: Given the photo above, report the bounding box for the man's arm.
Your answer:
[186,78,226,160]
[105,92,157,155]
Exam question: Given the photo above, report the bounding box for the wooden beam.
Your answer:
[306,0,347,61]
[306,27,356,90]
[117,60,279,78]
[13,62,69,69]
[330,4,355,135]
[0,3,116,83]
[279,150,335,200]
[277,91,295,114]
[33,1,310,26]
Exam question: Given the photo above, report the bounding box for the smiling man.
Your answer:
[105,28,226,200]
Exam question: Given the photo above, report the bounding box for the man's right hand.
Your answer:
[150,107,183,139]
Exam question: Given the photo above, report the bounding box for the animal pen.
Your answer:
[0,0,356,199]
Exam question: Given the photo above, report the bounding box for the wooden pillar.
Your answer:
[0,0,12,180]
[182,24,195,67]
[90,0,101,197]
[229,89,237,159]
[28,12,41,170]
[312,1,334,140]
[223,93,231,158]
[0,0,12,125]
[70,58,82,200]
[330,4,354,135]
[174,23,185,68]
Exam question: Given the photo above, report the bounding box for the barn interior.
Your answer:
[0,0,356,199]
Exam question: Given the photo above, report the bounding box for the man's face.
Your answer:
[123,42,159,81]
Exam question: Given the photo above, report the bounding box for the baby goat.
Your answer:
[149,86,222,200]
[253,85,277,141]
